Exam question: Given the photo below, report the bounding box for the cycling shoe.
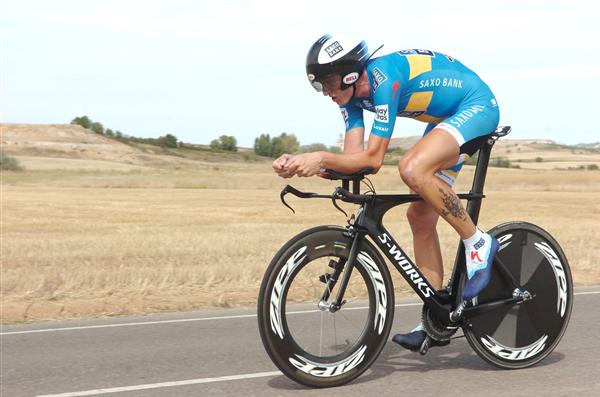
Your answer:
[392,330,449,352]
[463,235,500,300]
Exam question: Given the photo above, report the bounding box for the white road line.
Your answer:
[35,371,283,397]
[18,290,600,397]
[4,291,599,336]
[0,302,422,336]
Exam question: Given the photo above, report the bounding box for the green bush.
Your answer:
[90,121,105,135]
[71,115,92,129]
[253,132,299,158]
[157,134,179,148]
[270,133,299,158]
[210,135,237,152]
[254,134,271,156]
[490,157,513,168]
[587,164,599,171]
[0,150,23,171]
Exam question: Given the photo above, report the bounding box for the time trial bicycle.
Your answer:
[257,126,572,387]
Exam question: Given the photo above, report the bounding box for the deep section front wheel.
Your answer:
[462,222,573,368]
[257,226,394,387]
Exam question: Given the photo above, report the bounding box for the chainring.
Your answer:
[421,305,458,341]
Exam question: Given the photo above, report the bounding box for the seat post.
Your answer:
[467,138,495,225]
[352,179,360,194]
[341,179,361,194]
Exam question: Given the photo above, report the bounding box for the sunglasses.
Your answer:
[309,74,341,93]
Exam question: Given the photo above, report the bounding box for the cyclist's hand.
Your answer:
[285,153,322,178]
[273,154,293,177]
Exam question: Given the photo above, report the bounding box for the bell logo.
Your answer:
[343,72,359,84]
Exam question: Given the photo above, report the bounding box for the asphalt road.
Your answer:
[2,287,599,397]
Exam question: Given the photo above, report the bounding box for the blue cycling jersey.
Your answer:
[341,49,499,146]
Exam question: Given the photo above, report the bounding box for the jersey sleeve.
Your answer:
[340,102,364,132]
[367,62,402,139]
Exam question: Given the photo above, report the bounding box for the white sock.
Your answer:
[411,322,424,332]
[463,228,484,251]
[463,228,490,277]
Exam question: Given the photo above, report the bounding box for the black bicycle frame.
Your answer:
[280,127,520,322]
[349,189,487,320]
[337,133,512,320]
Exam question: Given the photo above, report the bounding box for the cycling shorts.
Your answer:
[425,100,500,186]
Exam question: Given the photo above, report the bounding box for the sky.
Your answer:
[1,0,599,147]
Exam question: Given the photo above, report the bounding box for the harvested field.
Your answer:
[2,161,599,323]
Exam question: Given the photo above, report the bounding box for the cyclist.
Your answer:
[272,34,500,352]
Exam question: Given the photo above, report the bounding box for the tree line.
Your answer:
[71,116,179,148]
[71,115,341,157]
[254,133,341,158]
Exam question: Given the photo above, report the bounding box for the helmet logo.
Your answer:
[324,41,343,58]
[307,74,316,81]
[343,72,359,85]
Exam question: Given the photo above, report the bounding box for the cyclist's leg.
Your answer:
[406,123,444,291]
[407,198,443,289]
[399,100,500,299]
[399,129,474,238]
[399,101,499,238]
[392,218,452,350]
[398,125,458,351]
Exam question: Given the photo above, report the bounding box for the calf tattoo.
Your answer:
[438,187,467,221]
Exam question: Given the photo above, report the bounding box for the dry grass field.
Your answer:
[2,123,599,323]
[2,159,599,324]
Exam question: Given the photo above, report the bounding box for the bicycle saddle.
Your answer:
[490,126,512,139]
[319,167,375,181]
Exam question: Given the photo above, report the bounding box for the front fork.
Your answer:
[318,225,361,313]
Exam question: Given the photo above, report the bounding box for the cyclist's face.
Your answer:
[318,75,354,105]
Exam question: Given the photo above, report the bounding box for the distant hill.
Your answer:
[2,124,599,171]
[576,142,600,149]
[1,123,266,170]
[388,135,600,170]
[388,136,421,151]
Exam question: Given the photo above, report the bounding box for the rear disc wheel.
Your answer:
[462,222,573,368]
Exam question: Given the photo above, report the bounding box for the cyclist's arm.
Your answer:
[279,134,388,178]
[320,133,389,173]
[344,127,365,154]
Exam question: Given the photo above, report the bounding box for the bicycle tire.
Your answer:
[462,221,573,369]
[257,226,395,387]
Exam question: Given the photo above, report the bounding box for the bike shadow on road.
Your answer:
[266,338,565,390]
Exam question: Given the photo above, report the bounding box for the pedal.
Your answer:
[328,260,338,269]
[419,336,431,355]
[319,273,332,284]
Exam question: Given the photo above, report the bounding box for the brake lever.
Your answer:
[280,185,319,214]
[331,188,348,218]
[280,185,297,214]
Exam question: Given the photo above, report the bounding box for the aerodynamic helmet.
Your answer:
[305,34,370,92]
